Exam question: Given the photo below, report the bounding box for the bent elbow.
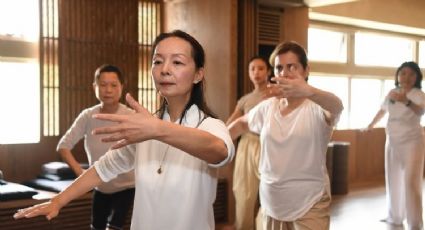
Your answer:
[207,140,232,165]
[213,146,229,164]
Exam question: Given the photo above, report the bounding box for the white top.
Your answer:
[94,105,235,230]
[382,87,425,139]
[57,103,135,193]
[248,98,335,221]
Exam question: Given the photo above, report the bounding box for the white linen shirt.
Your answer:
[248,98,334,221]
[57,103,135,193]
[382,87,425,140]
[94,105,235,230]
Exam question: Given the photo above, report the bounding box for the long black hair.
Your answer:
[152,30,216,123]
[248,55,272,83]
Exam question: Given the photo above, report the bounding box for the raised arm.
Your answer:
[389,89,425,116]
[92,94,231,165]
[14,167,102,220]
[307,86,344,124]
[154,121,230,164]
[269,72,343,125]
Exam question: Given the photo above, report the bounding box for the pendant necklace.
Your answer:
[156,115,207,174]
[157,144,170,174]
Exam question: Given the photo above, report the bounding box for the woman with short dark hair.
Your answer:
[368,61,425,230]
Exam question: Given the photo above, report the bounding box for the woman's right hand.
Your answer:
[92,93,161,149]
[360,124,373,132]
[13,200,61,220]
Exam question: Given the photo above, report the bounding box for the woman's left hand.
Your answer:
[388,89,408,103]
[92,93,160,149]
[265,67,313,99]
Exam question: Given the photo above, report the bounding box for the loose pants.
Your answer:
[385,135,425,230]
[233,133,261,230]
[261,191,331,230]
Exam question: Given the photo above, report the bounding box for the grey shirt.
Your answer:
[57,103,135,193]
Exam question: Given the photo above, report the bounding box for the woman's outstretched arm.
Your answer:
[14,167,102,220]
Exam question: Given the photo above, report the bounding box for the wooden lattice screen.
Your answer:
[41,0,161,136]
[57,0,139,134]
[237,0,258,98]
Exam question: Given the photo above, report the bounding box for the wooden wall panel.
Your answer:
[332,128,386,188]
[237,0,258,98]
[281,6,309,48]
[311,0,425,30]
[163,0,237,121]
[0,137,61,183]
[58,0,139,133]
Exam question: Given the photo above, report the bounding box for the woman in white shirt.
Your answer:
[14,30,234,230]
[228,41,343,230]
[367,61,425,230]
[57,64,135,230]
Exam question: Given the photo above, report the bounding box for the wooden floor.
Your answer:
[330,181,425,230]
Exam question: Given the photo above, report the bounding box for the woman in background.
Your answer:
[367,61,425,230]
[226,56,271,230]
[57,64,135,230]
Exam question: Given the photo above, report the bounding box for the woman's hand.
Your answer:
[13,200,61,220]
[92,93,160,149]
[361,124,374,132]
[264,67,312,99]
[388,89,408,104]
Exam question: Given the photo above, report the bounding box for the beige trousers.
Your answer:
[233,133,262,230]
[262,191,331,230]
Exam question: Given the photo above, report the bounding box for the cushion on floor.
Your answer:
[0,180,38,201]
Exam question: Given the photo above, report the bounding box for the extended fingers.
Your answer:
[100,133,127,143]
[13,208,28,219]
[110,139,131,150]
[92,125,125,135]
[126,93,148,114]
[270,77,286,85]
[93,113,127,122]
[14,206,44,219]
[265,84,286,98]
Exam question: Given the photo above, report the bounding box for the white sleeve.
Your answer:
[56,109,89,151]
[198,118,235,168]
[93,144,136,182]
[414,90,425,109]
[247,98,271,134]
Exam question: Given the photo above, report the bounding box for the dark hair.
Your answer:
[94,64,124,85]
[248,55,272,83]
[248,55,272,71]
[152,30,216,122]
[269,41,308,70]
[395,61,423,89]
